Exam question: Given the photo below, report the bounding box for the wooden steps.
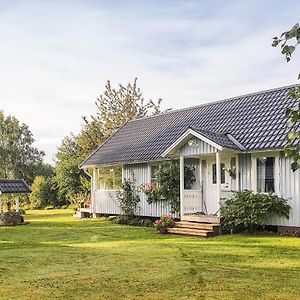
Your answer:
[181,214,220,224]
[166,216,220,238]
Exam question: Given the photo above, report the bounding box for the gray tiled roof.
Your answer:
[190,128,242,150]
[0,179,31,194]
[81,84,297,167]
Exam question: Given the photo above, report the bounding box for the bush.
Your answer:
[0,212,24,226]
[220,190,291,233]
[113,215,153,227]
[154,215,175,233]
[117,178,140,217]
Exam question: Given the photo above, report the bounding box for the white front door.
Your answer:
[205,156,231,215]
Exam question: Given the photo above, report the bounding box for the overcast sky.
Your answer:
[1,0,300,164]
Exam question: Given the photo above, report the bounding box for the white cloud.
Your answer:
[0,0,300,163]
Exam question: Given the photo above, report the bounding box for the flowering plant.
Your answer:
[140,183,161,203]
[154,215,175,233]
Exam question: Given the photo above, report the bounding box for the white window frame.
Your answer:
[148,162,162,184]
[251,152,280,194]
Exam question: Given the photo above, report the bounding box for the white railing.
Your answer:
[93,190,122,215]
[182,189,202,215]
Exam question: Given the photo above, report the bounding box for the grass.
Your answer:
[0,210,300,299]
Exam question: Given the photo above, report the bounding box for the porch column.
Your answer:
[92,167,98,216]
[15,197,20,213]
[216,152,221,216]
[180,156,184,219]
[0,191,2,214]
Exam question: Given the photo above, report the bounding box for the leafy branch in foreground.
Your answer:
[272,23,300,171]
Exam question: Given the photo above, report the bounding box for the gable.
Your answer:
[180,137,218,156]
[81,84,297,167]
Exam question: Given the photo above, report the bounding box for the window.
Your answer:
[150,165,159,184]
[257,157,275,192]
[97,166,122,190]
[212,163,225,184]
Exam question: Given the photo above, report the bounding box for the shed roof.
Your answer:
[0,180,31,194]
[81,84,298,167]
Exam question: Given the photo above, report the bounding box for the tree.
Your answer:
[0,111,44,184]
[30,176,49,208]
[55,78,165,205]
[84,78,164,141]
[54,135,87,205]
[272,23,300,171]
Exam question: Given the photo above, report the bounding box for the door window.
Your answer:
[212,163,225,184]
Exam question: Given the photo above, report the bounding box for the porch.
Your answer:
[162,128,243,225]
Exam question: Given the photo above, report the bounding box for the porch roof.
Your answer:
[161,128,245,157]
[81,84,298,167]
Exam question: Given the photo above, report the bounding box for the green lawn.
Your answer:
[0,210,300,299]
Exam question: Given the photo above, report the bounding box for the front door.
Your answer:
[205,157,231,215]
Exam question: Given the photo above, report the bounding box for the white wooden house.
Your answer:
[80,85,300,235]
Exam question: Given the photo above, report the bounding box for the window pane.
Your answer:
[221,163,225,184]
[212,163,225,184]
[212,164,216,184]
[265,157,275,192]
[114,167,122,189]
[150,166,159,183]
[257,157,275,192]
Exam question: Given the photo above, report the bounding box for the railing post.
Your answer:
[216,152,221,216]
[180,156,184,220]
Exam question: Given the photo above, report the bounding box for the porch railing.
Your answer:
[93,190,122,215]
[182,190,202,215]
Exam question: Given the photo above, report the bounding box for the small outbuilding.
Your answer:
[0,179,31,213]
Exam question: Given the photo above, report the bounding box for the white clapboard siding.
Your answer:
[123,163,178,217]
[93,190,122,215]
[239,153,252,190]
[267,156,300,227]
[180,138,217,156]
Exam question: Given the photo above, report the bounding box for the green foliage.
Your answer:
[154,215,175,232]
[272,23,300,171]
[29,176,54,209]
[84,78,164,141]
[141,161,196,213]
[55,79,165,206]
[117,177,140,217]
[220,190,291,233]
[54,135,88,205]
[0,111,44,184]
[113,215,153,227]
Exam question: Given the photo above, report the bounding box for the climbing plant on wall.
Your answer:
[141,161,196,213]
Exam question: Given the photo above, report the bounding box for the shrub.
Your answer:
[0,212,24,226]
[220,190,291,233]
[154,215,175,233]
[113,215,154,227]
[117,178,140,217]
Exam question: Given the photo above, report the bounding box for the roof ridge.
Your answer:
[128,83,299,123]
